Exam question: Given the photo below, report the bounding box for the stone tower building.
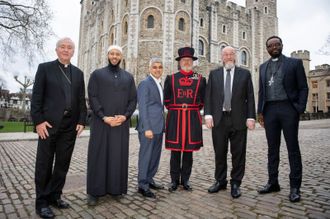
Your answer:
[78,0,278,95]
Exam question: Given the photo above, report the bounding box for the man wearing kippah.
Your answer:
[164,47,206,191]
[86,45,137,205]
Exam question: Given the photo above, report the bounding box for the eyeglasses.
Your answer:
[223,53,235,57]
[267,43,282,48]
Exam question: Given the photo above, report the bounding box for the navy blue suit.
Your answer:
[258,56,308,189]
[136,75,165,190]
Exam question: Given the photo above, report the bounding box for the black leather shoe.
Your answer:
[51,199,69,209]
[258,183,281,194]
[231,184,241,198]
[87,195,99,206]
[36,207,55,218]
[138,187,156,198]
[289,188,301,202]
[168,181,179,191]
[150,181,164,189]
[208,182,227,193]
[182,181,192,190]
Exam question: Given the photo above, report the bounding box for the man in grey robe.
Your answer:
[87,45,137,206]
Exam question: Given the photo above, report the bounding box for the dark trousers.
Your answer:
[137,132,163,190]
[212,114,247,186]
[263,101,302,189]
[35,116,77,210]
[170,151,193,182]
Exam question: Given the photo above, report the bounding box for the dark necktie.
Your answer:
[224,69,231,111]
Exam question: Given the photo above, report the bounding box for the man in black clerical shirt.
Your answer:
[257,36,308,202]
[31,37,87,218]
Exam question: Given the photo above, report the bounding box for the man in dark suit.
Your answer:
[136,58,165,198]
[204,46,256,198]
[31,37,87,218]
[257,36,308,202]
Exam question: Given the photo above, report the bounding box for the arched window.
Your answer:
[198,40,204,55]
[122,59,126,70]
[147,15,154,28]
[179,18,184,31]
[110,33,114,45]
[181,0,185,2]
[222,25,226,34]
[264,7,268,14]
[241,51,247,66]
[124,21,128,34]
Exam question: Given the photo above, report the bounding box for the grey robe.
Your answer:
[87,64,137,196]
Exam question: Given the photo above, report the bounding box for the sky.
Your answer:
[2,0,330,92]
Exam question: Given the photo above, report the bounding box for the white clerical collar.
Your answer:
[272,58,279,61]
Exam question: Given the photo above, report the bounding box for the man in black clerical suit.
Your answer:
[257,36,308,202]
[204,46,256,198]
[31,37,87,218]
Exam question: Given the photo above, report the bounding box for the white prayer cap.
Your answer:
[107,45,122,54]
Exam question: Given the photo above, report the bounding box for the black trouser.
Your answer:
[263,101,302,189]
[170,151,193,183]
[212,114,247,186]
[35,115,77,210]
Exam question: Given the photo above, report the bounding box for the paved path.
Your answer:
[0,119,329,218]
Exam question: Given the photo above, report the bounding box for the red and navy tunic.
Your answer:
[164,70,206,151]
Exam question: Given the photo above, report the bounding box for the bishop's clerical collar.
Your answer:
[57,59,70,68]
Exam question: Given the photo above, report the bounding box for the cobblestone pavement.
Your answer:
[0,120,330,218]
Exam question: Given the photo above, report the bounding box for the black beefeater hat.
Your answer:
[175,47,198,61]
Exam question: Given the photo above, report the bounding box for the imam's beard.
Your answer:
[108,59,121,67]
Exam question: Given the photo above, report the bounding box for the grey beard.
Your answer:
[224,62,235,70]
[181,66,192,72]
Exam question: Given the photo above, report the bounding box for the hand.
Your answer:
[246,120,255,130]
[36,122,52,139]
[104,116,119,127]
[76,124,84,136]
[258,114,265,128]
[205,118,214,129]
[145,130,153,139]
[115,115,126,124]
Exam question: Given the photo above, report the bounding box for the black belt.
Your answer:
[267,99,289,104]
[222,111,231,115]
[63,110,72,117]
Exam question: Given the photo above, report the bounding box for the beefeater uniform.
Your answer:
[164,47,206,185]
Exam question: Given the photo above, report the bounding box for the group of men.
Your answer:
[30,35,308,218]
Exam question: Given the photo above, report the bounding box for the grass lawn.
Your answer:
[0,122,34,133]
[0,118,139,133]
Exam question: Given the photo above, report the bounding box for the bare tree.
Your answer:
[14,75,34,110]
[318,33,330,56]
[0,0,54,69]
